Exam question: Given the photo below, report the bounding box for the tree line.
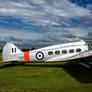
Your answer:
[0,48,35,52]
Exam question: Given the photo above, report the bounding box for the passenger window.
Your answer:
[48,51,53,55]
[76,48,81,52]
[55,50,60,55]
[62,50,67,54]
[69,49,74,53]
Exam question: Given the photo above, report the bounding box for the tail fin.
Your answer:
[2,42,21,61]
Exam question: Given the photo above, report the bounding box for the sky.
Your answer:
[0,0,92,49]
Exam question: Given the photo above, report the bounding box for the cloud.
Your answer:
[87,4,92,12]
[0,28,91,49]
[0,28,44,39]
[0,0,92,49]
[0,0,90,28]
[86,31,92,40]
[0,25,88,42]
[0,27,84,49]
[79,16,92,27]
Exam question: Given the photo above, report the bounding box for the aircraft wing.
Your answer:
[47,50,92,62]
[66,50,92,61]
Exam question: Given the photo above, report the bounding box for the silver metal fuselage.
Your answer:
[10,40,89,63]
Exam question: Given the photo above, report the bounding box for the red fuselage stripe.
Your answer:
[24,51,30,63]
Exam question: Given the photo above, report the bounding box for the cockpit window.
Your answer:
[86,41,92,50]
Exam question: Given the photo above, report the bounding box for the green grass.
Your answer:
[0,52,92,92]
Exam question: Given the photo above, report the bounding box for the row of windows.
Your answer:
[48,48,81,55]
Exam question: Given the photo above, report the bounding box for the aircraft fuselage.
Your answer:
[10,40,89,63]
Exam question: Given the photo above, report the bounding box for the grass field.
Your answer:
[0,52,92,92]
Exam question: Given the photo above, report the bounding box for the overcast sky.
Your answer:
[0,0,92,49]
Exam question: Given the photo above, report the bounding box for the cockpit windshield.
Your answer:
[86,40,92,50]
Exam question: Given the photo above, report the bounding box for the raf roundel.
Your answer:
[36,51,44,60]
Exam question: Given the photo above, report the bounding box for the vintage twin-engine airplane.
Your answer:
[0,40,92,68]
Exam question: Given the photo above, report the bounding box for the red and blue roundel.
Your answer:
[36,51,44,60]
